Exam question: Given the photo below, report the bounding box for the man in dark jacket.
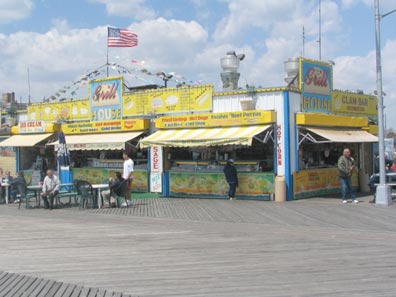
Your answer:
[102,172,124,207]
[223,159,238,200]
[337,148,358,204]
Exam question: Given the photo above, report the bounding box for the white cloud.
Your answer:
[333,37,396,127]
[0,0,33,24]
[0,18,209,101]
[341,0,396,10]
[91,0,156,20]
[1,0,396,128]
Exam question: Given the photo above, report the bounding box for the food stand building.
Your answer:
[0,58,378,200]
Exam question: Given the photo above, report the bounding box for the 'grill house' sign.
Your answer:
[92,81,120,107]
[90,77,123,121]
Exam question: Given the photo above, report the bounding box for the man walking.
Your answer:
[338,148,358,204]
[122,151,134,206]
[41,169,60,209]
[223,159,238,200]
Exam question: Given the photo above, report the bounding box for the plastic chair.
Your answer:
[111,180,129,207]
[76,180,95,209]
[17,183,38,209]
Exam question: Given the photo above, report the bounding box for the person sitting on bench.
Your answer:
[41,169,60,210]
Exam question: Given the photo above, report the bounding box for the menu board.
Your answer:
[123,85,213,116]
[28,99,91,121]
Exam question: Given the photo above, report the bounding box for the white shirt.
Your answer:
[42,175,60,193]
[123,158,134,179]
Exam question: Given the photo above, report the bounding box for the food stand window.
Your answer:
[50,131,149,191]
[295,127,378,199]
[0,133,58,184]
[141,125,275,200]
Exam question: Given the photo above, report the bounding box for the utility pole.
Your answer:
[374,0,394,205]
[27,67,31,104]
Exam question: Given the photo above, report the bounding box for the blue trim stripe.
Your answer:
[283,91,293,201]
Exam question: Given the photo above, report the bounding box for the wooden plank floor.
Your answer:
[0,271,129,297]
[1,195,396,296]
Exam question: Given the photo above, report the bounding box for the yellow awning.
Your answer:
[305,127,378,143]
[140,125,271,148]
[51,131,144,151]
[0,133,54,147]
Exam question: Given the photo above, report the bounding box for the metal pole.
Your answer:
[27,67,31,105]
[374,0,391,205]
[318,0,322,60]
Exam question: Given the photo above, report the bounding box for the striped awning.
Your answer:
[50,131,144,151]
[140,125,271,148]
[0,133,54,147]
[304,127,378,143]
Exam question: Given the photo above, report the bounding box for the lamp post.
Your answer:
[374,0,395,205]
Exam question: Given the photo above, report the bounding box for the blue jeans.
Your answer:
[340,177,356,200]
[228,182,237,198]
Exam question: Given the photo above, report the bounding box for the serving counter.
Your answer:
[72,160,148,192]
[168,161,274,200]
[293,168,359,199]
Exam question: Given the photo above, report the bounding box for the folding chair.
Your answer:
[76,180,96,209]
[17,183,38,209]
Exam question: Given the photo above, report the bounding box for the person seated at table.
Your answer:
[41,169,60,210]
[10,171,27,203]
[102,172,124,207]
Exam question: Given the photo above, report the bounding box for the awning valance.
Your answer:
[0,133,54,147]
[140,125,271,148]
[300,127,378,144]
[50,131,144,151]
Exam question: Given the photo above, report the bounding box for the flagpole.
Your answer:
[106,27,109,77]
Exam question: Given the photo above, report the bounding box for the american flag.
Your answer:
[108,27,138,48]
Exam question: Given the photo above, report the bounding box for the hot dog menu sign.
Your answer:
[300,59,333,114]
[90,77,123,121]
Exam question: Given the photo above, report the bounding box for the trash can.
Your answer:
[275,175,286,202]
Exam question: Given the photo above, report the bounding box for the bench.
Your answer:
[56,184,79,206]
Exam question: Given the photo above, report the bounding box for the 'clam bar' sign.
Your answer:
[90,76,123,121]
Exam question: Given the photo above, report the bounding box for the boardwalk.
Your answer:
[1,196,396,296]
[0,271,130,297]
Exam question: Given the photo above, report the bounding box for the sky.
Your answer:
[1,0,396,127]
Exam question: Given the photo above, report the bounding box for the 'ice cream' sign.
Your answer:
[90,76,123,121]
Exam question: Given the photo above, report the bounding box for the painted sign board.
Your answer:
[123,85,213,116]
[90,76,123,121]
[28,99,90,122]
[62,119,149,134]
[332,91,377,117]
[300,58,333,114]
[155,110,275,129]
[150,146,163,172]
